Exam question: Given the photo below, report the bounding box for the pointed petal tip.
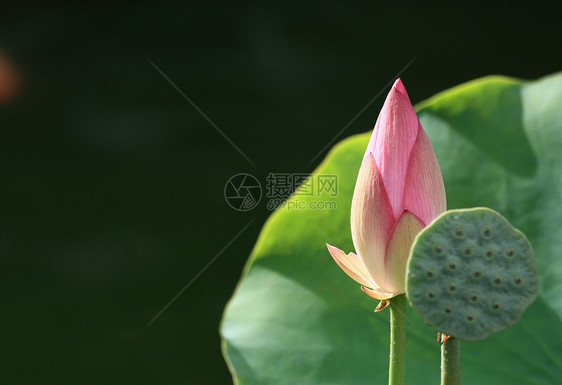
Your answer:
[392,78,407,95]
[401,209,425,226]
[361,150,376,166]
[325,243,340,259]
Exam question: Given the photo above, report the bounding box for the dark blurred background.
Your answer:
[1,1,560,384]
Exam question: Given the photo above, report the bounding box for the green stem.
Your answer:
[389,294,406,385]
[440,337,460,385]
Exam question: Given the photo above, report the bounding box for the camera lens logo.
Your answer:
[224,173,262,211]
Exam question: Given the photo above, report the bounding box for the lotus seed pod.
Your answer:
[406,207,539,341]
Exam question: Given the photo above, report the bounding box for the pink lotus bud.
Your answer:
[327,79,446,305]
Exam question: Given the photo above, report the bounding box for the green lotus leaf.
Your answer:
[221,73,562,385]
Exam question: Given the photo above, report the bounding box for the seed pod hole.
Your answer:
[443,306,453,315]
[466,314,476,323]
[447,281,458,293]
[493,277,503,286]
[453,226,465,238]
[512,276,524,286]
[463,245,473,256]
[425,289,437,300]
[504,247,517,259]
[472,270,482,279]
[481,225,493,239]
[469,293,479,303]
[425,270,435,279]
[447,260,459,271]
[491,301,503,311]
[432,243,444,255]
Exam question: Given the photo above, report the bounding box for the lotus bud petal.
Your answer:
[327,78,446,303]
